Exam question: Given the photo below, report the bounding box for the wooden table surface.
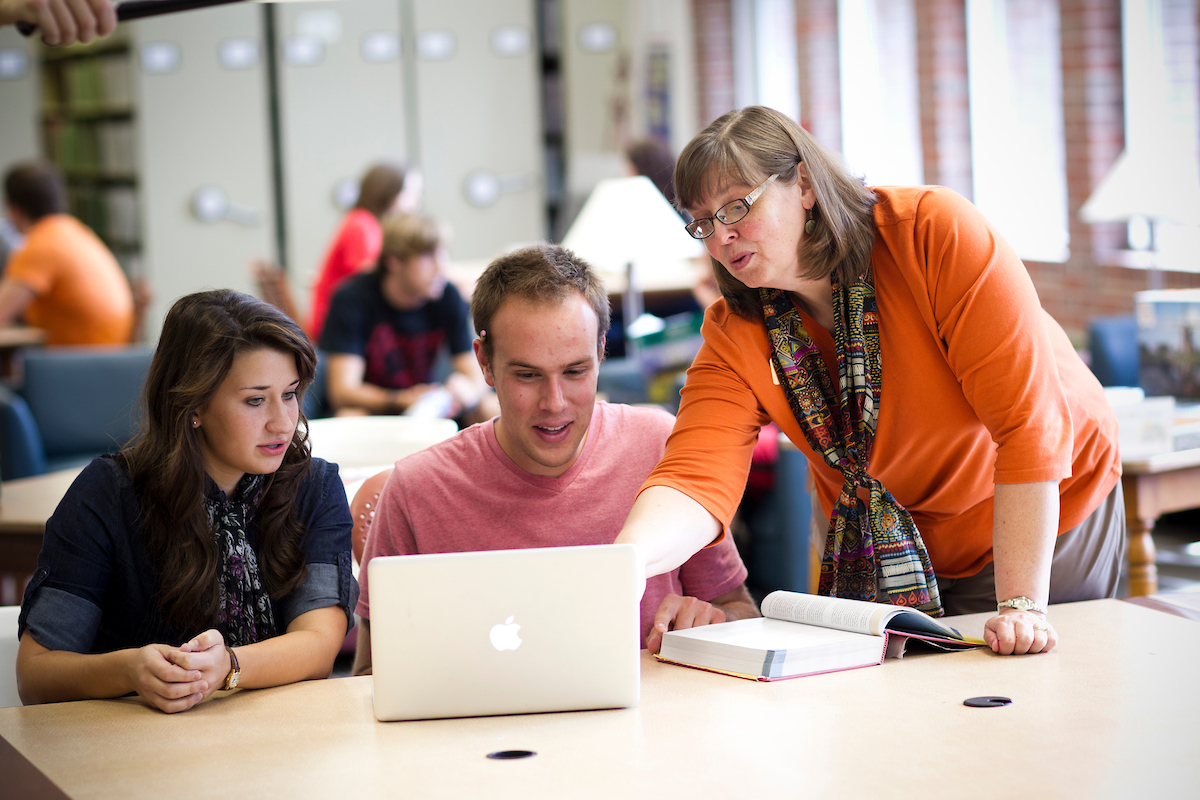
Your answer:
[0,468,82,535]
[0,327,48,348]
[1121,447,1200,596]
[1,599,1196,800]
[0,326,47,380]
[0,468,82,583]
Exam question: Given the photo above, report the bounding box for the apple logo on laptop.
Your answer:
[490,616,522,651]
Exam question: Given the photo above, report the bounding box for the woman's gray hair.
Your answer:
[674,106,878,318]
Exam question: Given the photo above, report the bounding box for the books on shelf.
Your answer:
[63,58,99,109]
[102,185,140,246]
[98,53,132,108]
[656,590,985,681]
[42,46,136,176]
[47,119,134,175]
[64,184,139,250]
[97,119,136,174]
[50,121,96,171]
[41,66,61,107]
[57,52,132,110]
[38,40,141,262]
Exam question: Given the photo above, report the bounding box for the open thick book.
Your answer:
[656,590,986,681]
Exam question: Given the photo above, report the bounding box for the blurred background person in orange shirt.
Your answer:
[1,161,134,345]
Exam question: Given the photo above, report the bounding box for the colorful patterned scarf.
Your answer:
[760,274,944,615]
[205,474,278,646]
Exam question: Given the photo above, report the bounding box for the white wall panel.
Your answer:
[0,28,41,169]
[411,0,545,260]
[562,0,628,203]
[134,5,276,337]
[276,0,408,317]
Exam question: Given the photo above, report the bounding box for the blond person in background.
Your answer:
[309,163,421,340]
[318,214,488,419]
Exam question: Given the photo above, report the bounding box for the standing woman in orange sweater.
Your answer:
[617,106,1124,656]
[308,163,420,340]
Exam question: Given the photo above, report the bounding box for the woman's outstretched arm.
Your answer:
[615,485,721,579]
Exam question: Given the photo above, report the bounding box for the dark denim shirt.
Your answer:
[19,455,358,654]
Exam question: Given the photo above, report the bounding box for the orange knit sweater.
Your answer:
[642,186,1120,579]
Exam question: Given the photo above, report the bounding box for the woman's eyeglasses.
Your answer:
[684,173,780,240]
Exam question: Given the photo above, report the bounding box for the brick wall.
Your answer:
[1030,0,1126,337]
[692,0,736,127]
[915,0,973,199]
[1040,0,1200,339]
[795,0,842,150]
[689,0,1200,341]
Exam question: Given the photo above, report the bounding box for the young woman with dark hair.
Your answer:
[17,289,357,712]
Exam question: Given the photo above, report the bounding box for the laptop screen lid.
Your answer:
[367,543,641,721]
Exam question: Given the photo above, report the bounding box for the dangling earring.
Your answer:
[804,209,817,235]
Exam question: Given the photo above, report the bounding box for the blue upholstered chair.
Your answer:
[0,386,45,479]
[1088,314,1139,387]
[745,436,814,595]
[0,346,154,481]
[303,349,332,421]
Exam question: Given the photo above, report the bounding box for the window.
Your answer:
[1127,0,1200,272]
[731,0,800,122]
[837,0,924,186]
[967,0,1069,263]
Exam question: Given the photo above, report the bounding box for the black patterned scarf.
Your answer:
[205,474,278,646]
[760,272,943,615]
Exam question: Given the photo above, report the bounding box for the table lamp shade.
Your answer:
[1079,149,1200,227]
[561,176,704,293]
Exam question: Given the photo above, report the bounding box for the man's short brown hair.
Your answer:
[4,161,67,221]
[470,244,610,362]
[375,214,444,273]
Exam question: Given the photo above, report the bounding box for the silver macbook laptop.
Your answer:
[367,543,642,721]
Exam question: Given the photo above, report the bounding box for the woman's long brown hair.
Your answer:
[355,163,406,219]
[673,106,879,318]
[117,290,318,635]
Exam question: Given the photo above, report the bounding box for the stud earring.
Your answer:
[192,419,199,428]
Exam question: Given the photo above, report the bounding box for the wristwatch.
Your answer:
[997,596,1047,615]
[221,645,241,690]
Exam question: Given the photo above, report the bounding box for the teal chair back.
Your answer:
[1088,314,1139,387]
[17,346,154,475]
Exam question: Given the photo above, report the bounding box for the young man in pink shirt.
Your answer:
[353,244,758,674]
